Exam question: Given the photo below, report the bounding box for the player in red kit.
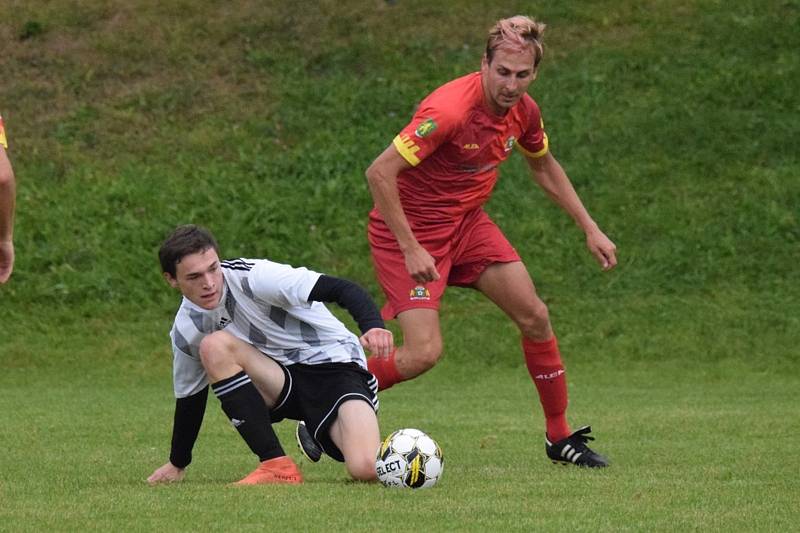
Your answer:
[365,16,617,467]
[0,112,16,285]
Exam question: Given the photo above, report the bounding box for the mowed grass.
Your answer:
[1,0,799,531]
[1,342,797,532]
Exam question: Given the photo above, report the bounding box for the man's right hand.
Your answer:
[147,462,186,485]
[404,245,440,283]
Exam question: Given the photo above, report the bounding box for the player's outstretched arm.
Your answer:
[366,145,440,283]
[359,328,394,358]
[584,226,617,271]
[147,462,186,485]
[307,275,394,357]
[525,152,617,271]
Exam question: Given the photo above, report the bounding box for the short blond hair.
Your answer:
[485,16,546,68]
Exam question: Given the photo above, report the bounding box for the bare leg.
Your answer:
[394,308,443,378]
[199,330,286,407]
[327,400,381,481]
[367,308,443,390]
[474,261,571,440]
[473,261,552,340]
[198,330,302,483]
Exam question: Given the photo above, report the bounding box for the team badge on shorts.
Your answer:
[415,118,437,138]
[504,136,516,152]
[409,286,431,300]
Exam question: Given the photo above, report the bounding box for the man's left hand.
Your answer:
[586,229,617,271]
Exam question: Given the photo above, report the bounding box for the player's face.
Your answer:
[481,46,537,115]
[164,247,224,310]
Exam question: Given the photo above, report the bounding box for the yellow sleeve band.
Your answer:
[393,134,421,166]
[516,132,549,159]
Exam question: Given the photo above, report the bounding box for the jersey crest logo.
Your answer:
[415,118,437,138]
[409,286,431,300]
[504,136,516,152]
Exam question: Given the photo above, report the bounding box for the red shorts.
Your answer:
[368,207,520,319]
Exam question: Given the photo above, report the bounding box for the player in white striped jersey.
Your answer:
[147,225,393,485]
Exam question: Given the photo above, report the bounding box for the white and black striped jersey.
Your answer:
[170,258,366,398]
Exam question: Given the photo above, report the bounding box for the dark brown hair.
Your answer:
[158,224,219,277]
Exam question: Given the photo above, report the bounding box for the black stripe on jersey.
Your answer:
[221,259,255,271]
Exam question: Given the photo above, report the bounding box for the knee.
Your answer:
[198,331,235,369]
[516,299,552,339]
[346,454,378,482]
[408,336,443,372]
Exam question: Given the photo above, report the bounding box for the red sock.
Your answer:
[522,336,571,442]
[367,349,404,391]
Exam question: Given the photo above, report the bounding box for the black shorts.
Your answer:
[270,362,378,462]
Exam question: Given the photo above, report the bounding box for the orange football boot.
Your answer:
[234,456,304,485]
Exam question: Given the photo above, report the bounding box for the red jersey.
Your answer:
[387,72,549,221]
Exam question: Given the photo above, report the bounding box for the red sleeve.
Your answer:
[392,99,458,167]
[515,95,549,159]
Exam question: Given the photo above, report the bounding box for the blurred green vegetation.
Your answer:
[2,0,797,366]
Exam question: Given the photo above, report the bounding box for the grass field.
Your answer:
[2,351,798,531]
[1,0,799,531]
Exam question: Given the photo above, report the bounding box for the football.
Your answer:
[375,428,444,489]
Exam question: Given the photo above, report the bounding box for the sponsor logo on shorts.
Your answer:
[415,118,437,138]
[504,136,516,152]
[463,142,479,150]
[409,286,431,300]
